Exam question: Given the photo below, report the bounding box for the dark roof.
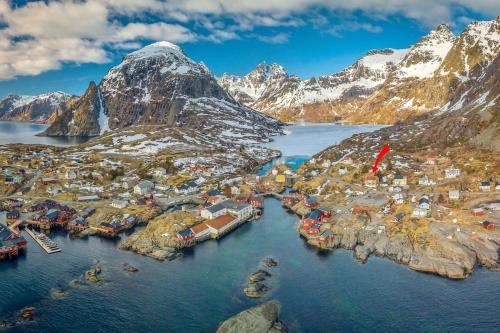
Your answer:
[177,228,194,237]
[206,203,226,213]
[221,200,250,211]
[320,230,333,237]
[305,209,322,219]
[419,198,429,204]
[206,189,221,196]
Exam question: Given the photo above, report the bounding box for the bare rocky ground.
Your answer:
[216,301,287,333]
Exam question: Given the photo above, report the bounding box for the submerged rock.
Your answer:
[216,301,287,333]
[244,282,269,298]
[85,264,102,283]
[19,307,35,321]
[248,270,272,283]
[50,288,66,299]
[123,263,139,272]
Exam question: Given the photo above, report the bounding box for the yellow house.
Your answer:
[275,174,286,183]
[393,174,407,186]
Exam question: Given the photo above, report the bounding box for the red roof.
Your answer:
[191,223,208,233]
[205,214,234,230]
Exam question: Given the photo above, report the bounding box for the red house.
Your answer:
[97,222,124,234]
[472,208,485,217]
[304,196,319,208]
[308,224,321,235]
[481,221,495,231]
[176,228,195,241]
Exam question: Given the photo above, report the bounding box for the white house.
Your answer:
[175,181,199,195]
[154,167,167,178]
[134,180,154,195]
[201,203,227,220]
[418,176,436,186]
[322,160,332,169]
[418,196,431,210]
[231,185,241,195]
[392,193,405,205]
[479,181,491,191]
[221,200,253,220]
[412,207,429,218]
[445,167,461,179]
[111,199,128,209]
[449,190,460,201]
[65,170,77,180]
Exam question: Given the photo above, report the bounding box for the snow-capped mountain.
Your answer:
[219,49,408,122]
[220,18,499,124]
[0,91,75,123]
[44,41,282,139]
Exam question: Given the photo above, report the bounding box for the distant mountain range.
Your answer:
[0,92,76,123]
[3,17,496,148]
[219,18,499,124]
[43,41,282,140]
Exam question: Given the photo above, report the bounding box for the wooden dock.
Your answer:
[25,228,61,254]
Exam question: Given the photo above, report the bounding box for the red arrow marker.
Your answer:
[372,144,390,174]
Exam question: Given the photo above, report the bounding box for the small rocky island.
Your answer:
[216,301,287,333]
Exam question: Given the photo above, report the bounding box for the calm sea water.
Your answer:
[1,124,499,333]
[0,121,90,146]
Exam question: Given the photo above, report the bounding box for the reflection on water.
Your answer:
[0,121,91,146]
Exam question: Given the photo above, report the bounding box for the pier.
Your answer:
[25,228,61,254]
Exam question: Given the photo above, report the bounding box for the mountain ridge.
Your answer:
[0,91,76,123]
[219,18,499,124]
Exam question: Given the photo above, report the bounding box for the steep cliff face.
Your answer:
[43,82,103,136]
[0,92,75,123]
[220,18,499,124]
[44,42,282,138]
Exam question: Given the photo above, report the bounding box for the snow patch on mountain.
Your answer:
[395,25,456,79]
[97,88,109,134]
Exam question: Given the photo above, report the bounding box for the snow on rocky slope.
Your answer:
[44,41,282,141]
[220,18,499,124]
[0,92,75,123]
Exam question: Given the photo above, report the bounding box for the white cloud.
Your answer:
[255,32,290,44]
[0,0,498,79]
[328,22,383,37]
[111,22,196,43]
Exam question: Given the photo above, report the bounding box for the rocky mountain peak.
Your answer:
[250,62,288,80]
[113,41,210,77]
[393,25,456,79]
[44,42,281,138]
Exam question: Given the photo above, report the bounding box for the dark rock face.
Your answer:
[43,81,101,136]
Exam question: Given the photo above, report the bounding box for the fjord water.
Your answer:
[0,121,90,146]
[1,124,499,333]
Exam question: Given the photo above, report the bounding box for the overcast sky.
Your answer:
[0,0,498,97]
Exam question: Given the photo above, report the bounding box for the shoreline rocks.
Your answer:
[216,301,287,333]
[301,217,500,280]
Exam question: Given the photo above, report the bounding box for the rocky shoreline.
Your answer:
[288,202,500,279]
